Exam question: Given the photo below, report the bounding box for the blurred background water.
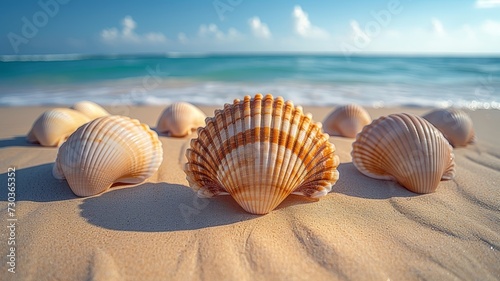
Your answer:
[1,53,499,109]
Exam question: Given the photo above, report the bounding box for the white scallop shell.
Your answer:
[352,113,455,194]
[53,115,163,197]
[184,94,340,215]
[71,101,110,120]
[323,104,371,138]
[422,108,475,147]
[27,108,91,147]
[156,102,206,137]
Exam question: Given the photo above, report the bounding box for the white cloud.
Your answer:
[227,28,241,39]
[476,0,500,8]
[349,19,500,54]
[481,20,500,36]
[100,16,166,44]
[101,28,118,41]
[293,6,310,35]
[292,6,329,39]
[431,18,445,36]
[122,16,137,40]
[178,32,188,44]
[199,24,222,39]
[144,32,167,43]
[198,24,242,41]
[248,17,271,39]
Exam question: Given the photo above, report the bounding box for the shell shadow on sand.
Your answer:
[79,183,261,232]
[0,135,39,148]
[0,163,76,202]
[333,163,419,199]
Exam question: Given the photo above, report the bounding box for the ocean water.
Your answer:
[1,54,499,109]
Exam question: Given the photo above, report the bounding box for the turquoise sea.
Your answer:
[1,54,499,109]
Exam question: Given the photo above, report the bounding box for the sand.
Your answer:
[0,105,499,281]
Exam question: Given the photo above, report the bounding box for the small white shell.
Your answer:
[27,108,91,147]
[53,115,163,197]
[323,104,371,138]
[184,94,340,215]
[422,108,475,147]
[352,113,455,194]
[71,101,110,120]
[156,102,206,137]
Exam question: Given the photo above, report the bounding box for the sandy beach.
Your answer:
[0,105,498,281]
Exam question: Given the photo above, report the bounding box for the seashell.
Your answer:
[323,104,371,138]
[156,102,207,137]
[184,94,340,215]
[71,101,110,120]
[52,115,163,197]
[422,108,475,147]
[351,113,455,194]
[27,108,91,147]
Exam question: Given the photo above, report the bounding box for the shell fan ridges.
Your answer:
[422,108,475,147]
[27,108,91,147]
[184,94,340,215]
[351,113,455,194]
[71,101,110,120]
[323,104,371,138]
[156,102,207,137]
[53,115,163,197]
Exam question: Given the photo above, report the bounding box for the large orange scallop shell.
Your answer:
[184,94,340,215]
[422,108,475,147]
[323,104,371,138]
[53,115,163,197]
[351,113,455,194]
[27,108,91,147]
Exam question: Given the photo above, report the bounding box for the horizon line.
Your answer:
[2,51,500,62]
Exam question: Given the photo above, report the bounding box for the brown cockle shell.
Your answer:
[352,113,455,194]
[184,94,340,215]
[71,101,110,120]
[27,108,91,147]
[53,115,163,197]
[156,102,206,137]
[323,104,371,138]
[422,108,475,147]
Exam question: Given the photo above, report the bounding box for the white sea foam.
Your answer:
[1,79,498,110]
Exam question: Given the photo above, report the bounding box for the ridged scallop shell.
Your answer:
[352,113,455,194]
[53,115,163,197]
[71,101,110,120]
[323,104,371,138]
[156,102,207,137]
[422,108,475,147]
[184,94,340,215]
[27,108,91,147]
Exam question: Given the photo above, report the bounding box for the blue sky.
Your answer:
[1,0,500,55]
